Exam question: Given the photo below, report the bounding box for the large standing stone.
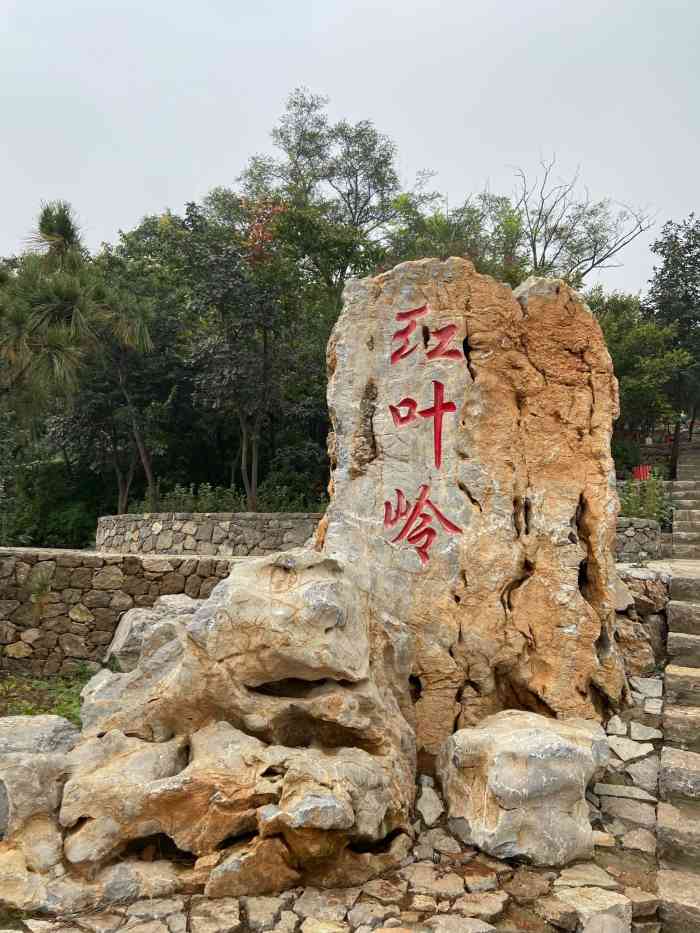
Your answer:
[437,710,608,866]
[320,260,624,754]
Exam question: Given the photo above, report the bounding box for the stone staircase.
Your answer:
[671,444,700,559]
[657,573,700,930]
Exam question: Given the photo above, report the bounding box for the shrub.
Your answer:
[612,437,641,477]
[619,471,672,529]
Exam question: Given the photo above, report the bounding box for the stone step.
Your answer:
[668,601,700,635]
[660,747,700,802]
[672,521,700,532]
[665,665,700,708]
[670,578,700,602]
[671,545,700,559]
[672,499,700,509]
[672,509,700,522]
[657,801,700,871]
[668,600,700,635]
[664,706,700,752]
[668,631,700,668]
[671,480,700,490]
[673,531,700,543]
[659,869,700,931]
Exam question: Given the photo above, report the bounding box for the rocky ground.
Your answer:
[0,777,659,933]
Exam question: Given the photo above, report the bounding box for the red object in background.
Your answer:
[632,465,652,480]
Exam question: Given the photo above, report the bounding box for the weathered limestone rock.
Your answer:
[553,886,632,932]
[321,260,624,754]
[0,259,625,911]
[0,715,79,754]
[437,710,608,866]
[2,548,415,911]
[105,593,198,671]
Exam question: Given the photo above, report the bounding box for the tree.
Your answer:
[0,202,150,403]
[0,203,97,398]
[174,202,292,511]
[241,87,436,306]
[647,214,700,469]
[587,286,691,439]
[384,192,529,287]
[514,157,653,286]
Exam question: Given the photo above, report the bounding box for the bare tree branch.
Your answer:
[512,157,653,284]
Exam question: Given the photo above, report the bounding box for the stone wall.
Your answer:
[95,512,322,557]
[0,548,235,676]
[615,517,661,562]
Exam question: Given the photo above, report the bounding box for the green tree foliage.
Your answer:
[0,93,664,545]
[646,214,700,473]
[384,192,529,287]
[587,286,691,434]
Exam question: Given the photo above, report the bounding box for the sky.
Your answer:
[1,0,698,294]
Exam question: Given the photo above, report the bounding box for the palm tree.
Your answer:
[0,202,150,400]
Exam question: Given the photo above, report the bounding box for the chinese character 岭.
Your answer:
[384,484,462,564]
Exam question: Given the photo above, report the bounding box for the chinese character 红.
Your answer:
[390,306,463,366]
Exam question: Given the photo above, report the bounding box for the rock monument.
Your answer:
[321,258,625,754]
[0,258,625,913]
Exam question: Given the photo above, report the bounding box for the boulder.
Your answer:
[49,548,414,904]
[0,715,79,754]
[437,710,608,866]
[553,887,632,932]
[105,593,199,671]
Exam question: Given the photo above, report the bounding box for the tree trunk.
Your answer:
[230,446,241,490]
[132,422,157,511]
[689,401,698,442]
[670,419,682,480]
[60,445,74,481]
[118,368,158,511]
[116,451,137,514]
[250,427,259,512]
[238,414,253,510]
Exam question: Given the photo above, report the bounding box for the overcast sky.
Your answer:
[2,0,698,294]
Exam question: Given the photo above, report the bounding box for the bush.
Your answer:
[130,482,246,514]
[0,461,104,549]
[619,471,672,529]
[612,437,641,477]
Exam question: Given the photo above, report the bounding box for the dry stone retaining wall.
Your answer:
[0,548,236,676]
[615,517,661,562]
[96,511,322,556]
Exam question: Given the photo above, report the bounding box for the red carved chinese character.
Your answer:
[388,381,456,469]
[384,484,462,564]
[383,488,410,527]
[389,397,418,427]
[426,323,462,361]
[391,305,428,365]
[420,381,456,469]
